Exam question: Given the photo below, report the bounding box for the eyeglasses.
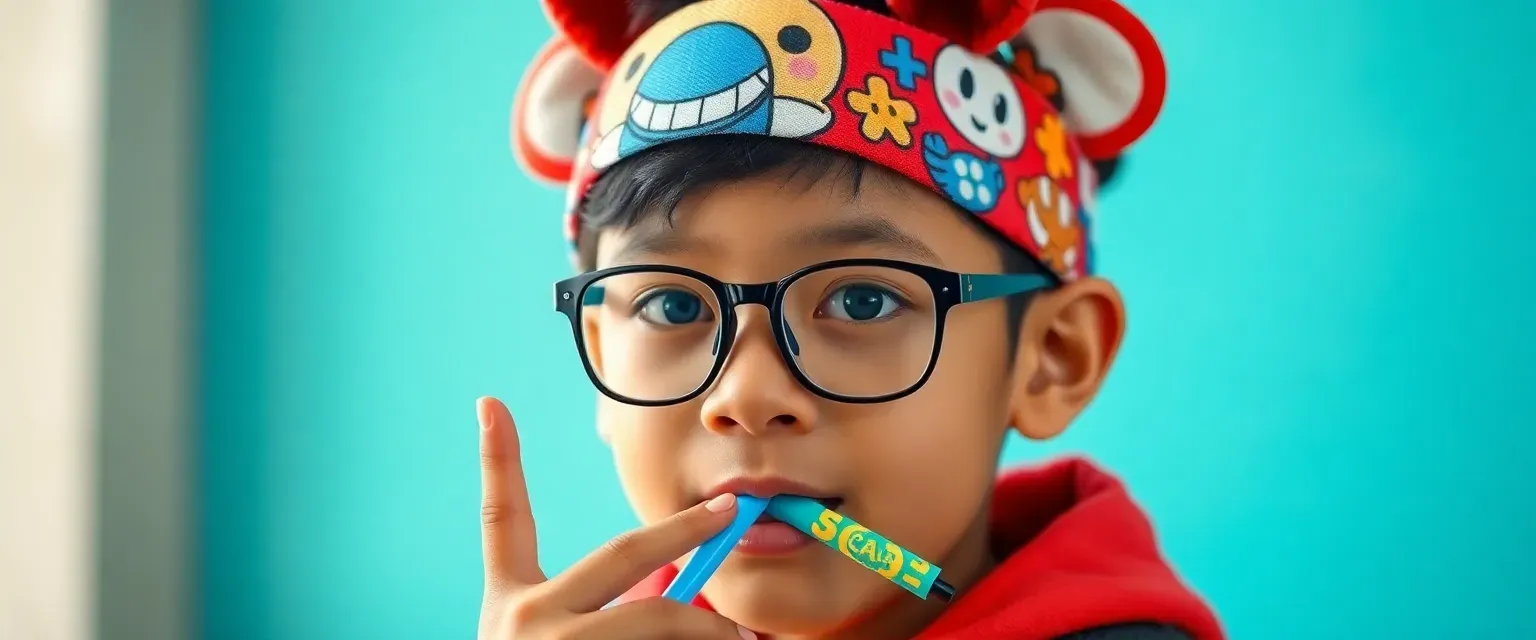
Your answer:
[553,258,1054,406]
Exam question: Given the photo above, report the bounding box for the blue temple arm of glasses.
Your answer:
[959,273,1051,303]
[663,495,770,604]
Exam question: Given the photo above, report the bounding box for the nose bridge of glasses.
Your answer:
[722,282,801,356]
[722,282,777,307]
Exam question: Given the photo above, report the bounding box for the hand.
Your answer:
[475,397,755,639]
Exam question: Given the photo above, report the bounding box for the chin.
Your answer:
[703,562,890,635]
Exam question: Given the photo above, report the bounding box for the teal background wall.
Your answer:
[200,0,1536,638]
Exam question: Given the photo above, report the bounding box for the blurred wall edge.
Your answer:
[0,1,105,639]
[1,0,196,639]
[95,0,199,639]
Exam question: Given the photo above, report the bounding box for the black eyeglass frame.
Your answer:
[553,258,1055,407]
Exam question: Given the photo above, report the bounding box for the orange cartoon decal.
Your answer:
[1017,175,1080,274]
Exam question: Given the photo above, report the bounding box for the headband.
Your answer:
[513,0,1166,281]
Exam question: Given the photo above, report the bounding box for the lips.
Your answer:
[629,67,770,133]
[700,478,843,556]
[701,476,841,511]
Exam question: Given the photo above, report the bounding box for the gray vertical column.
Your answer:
[96,0,198,638]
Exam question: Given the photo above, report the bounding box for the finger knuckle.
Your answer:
[598,531,646,566]
[481,503,506,527]
[480,448,503,467]
[499,594,549,631]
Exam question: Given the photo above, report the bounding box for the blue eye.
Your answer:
[820,284,904,322]
[636,289,712,326]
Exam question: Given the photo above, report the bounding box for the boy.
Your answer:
[483,0,1222,637]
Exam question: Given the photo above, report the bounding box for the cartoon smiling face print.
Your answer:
[1019,175,1081,274]
[932,46,1027,159]
[586,0,845,169]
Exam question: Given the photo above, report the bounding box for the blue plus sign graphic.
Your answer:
[879,36,928,91]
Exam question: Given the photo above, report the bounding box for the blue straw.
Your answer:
[662,495,769,603]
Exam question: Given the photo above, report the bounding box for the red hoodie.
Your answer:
[617,457,1224,639]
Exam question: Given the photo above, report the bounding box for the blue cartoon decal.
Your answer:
[878,35,928,91]
[922,133,1005,214]
[620,23,773,156]
[586,0,846,169]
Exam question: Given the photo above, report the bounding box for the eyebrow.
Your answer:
[609,228,706,264]
[607,217,941,265]
[787,218,941,263]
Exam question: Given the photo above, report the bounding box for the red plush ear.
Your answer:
[1013,0,1166,160]
[885,0,1039,53]
[540,0,633,71]
[512,36,606,185]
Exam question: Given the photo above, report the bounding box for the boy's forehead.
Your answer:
[594,176,979,272]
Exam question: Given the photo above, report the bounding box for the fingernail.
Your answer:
[704,493,736,513]
[737,625,757,639]
[476,397,492,430]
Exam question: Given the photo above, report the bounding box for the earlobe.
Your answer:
[1008,276,1125,440]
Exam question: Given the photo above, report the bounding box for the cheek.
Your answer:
[847,405,1000,568]
[602,403,696,521]
[942,90,961,109]
[788,55,818,80]
[842,327,1013,547]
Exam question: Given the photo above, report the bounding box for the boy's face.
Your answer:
[589,170,1033,634]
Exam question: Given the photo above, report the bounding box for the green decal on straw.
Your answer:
[766,495,943,599]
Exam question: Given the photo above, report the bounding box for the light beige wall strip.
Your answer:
[0,1,107,639]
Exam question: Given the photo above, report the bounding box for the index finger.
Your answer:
[544,494,738,612]
[478,396,545,588]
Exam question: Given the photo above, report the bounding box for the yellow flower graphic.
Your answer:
[1035,113,1074,180]
[846,75,917,148]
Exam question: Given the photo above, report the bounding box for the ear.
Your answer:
[886,0,1039,53]
[512,35,606,185]
[1007,276,1125,440]
[540,0,632,70]
[1010,0,1166,160]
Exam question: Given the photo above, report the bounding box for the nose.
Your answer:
[699,307,818,436]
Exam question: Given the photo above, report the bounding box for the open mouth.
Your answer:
[628,67,769,133]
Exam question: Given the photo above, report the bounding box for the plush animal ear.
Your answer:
[1011,0,1166,160]
[540,0,633,71]
[885,0,1039,53]
[512,35,606,185]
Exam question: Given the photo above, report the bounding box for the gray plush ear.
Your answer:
[1009,0,1166,160]
[512,36,605,184]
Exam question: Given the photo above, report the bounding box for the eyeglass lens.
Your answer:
[577,265,938,403]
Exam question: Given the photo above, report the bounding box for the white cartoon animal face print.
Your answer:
[932,46,1027,159]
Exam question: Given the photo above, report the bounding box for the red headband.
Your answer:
[513,0,1166,280]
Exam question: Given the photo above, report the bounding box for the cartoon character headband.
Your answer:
[513,0,1166,280]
